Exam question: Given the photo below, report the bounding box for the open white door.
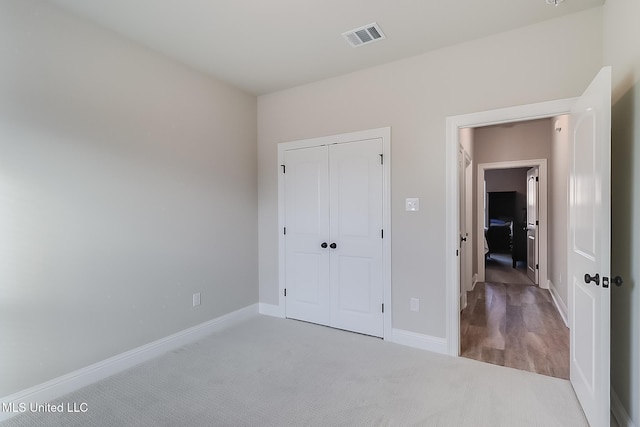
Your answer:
[569,66,611,427]
[526,167,539,284]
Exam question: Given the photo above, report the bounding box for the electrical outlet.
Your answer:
[410,298,419,312]
[193,292,201,307]
[406,198,420,212]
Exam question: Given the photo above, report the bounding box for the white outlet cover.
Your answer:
[193,292,201,307]
[406,198,419,212]
[410,297,420,312]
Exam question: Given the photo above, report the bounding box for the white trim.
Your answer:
[471,273,478,290]
[259,302,285,318]
[277,127,392,339]
[548,280,569,328]
[446,97,577,357]
[0,304,259,422]
[390,329,448,355]
[611,388,635,427]
[476,159,548,289]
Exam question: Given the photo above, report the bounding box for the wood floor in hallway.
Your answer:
[460,257,569,379]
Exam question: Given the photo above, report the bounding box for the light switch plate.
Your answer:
[406,198,419,212]
[410,298,420,312]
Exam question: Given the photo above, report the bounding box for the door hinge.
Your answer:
[536,264,539,270]
[536,220,539,226]
[283,227,286,235]
[281,164,286,173]
[379,154,383,165]
[284,288,287,297]
[536,177,539,182]
[381,229,384,239]
[381,303,384,313]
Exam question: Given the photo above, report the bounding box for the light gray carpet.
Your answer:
[2,315,588,426]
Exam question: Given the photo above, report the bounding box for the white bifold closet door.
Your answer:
[284,138,383,337]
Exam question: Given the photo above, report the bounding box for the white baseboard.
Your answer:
[612,388,635,427]
[471,273,478,290]
[0,303,259,422]
[259,302,285,318]
[390,329,448,355]
[547,280,569,328]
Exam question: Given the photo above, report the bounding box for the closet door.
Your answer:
[283,146,330,325]
[329,139,384,337]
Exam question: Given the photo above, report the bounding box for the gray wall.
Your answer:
[549,115,570,311]
[0,0,258,397]
[485,167,528,224]
[604,0,640,423]
[258,10,602,338]
[485,168,528,195]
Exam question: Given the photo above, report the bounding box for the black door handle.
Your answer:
[612,276,624,287]
[330,243,337,249]
[321,242,328,248]
[584,273,600,286]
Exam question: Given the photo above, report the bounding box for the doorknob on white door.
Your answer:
[584,273,600,286]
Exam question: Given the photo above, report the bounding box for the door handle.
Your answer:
[329,243,337,249]
[612,276,624,287]
[321,242,328,249]
[584,273,600,286]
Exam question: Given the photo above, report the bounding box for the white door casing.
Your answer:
[475,159,548,288]
[568,66,611,427]
[526,167,539,284]
[446,98,577,356]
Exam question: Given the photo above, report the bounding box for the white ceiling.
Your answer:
[48,0,604,95]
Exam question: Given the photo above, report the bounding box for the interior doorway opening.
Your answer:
[476,158,548,290]
[483,167,535,283]
[447,68,613,426]
[456,118,570,379]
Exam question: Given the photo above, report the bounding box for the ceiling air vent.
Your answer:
[342,23,386,48]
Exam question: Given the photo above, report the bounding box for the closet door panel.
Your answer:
[284,146,330,325]
[329,139,384,337]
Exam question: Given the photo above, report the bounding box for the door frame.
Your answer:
[476,159,547,289]
[445,98,576,356]
[459,146,472,310]
[276,127,392,339]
